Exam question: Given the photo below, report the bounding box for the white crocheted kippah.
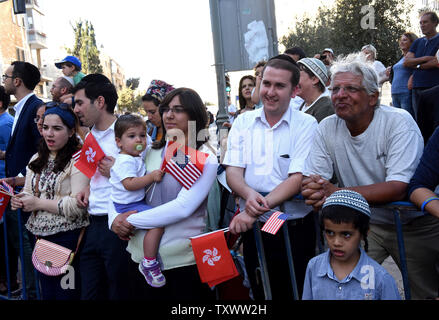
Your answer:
[322,189,371,217]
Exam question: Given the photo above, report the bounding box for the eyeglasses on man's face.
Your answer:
[2,74,15,81]
[328,85,366,94]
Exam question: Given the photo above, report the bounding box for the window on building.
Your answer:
[25,0,38,6]
[11,8,17,24]
[16,48,25,61]
[27,16,34,29]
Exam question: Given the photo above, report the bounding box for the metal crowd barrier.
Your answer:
[0,200,416,301]
[0,208,40,300]
[252,199,416,300]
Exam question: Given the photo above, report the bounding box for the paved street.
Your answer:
[383,256,405,299]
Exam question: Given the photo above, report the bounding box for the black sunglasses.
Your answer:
[45,102,72,110]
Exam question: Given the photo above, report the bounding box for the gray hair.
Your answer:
[330,53,380,105]
[361,44,377,59]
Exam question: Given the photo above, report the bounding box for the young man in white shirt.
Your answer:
[74,74,135,300]
[224,55,318,299]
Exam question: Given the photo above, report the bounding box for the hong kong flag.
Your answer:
[160,141,209,189]
[74,133,106,178]
[191,230,239,288]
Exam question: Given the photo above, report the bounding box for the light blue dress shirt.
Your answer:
[302,248,401,300]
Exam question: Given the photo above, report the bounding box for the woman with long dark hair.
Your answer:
[110,88,218,300]
[11,104,89,300]
[236,75,256,116]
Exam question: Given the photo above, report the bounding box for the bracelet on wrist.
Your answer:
[421,196,439,212]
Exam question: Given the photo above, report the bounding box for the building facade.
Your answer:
[100,49,126,91]
[0,0,51,101]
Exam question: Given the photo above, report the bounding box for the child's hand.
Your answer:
[153,170,164,182]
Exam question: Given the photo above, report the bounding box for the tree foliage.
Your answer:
[117,87,144,114]
[281,6,334,58]
[280,0,413,66]
[67,20,103,74]
[126,77,140,90]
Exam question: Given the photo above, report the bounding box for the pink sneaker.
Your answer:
[138,261,166,288]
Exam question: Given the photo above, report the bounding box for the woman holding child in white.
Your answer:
[108,88,218,300]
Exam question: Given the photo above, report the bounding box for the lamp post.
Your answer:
[209,0,228,146]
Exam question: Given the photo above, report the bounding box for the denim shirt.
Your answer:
[302,249,401,300]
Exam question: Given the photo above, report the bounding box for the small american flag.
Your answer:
[0,181,14,196]
[162,152,202,190]
[72,150,81,163]
[261,211,289,235]
[160,141,207,190]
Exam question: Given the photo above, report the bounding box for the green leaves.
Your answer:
[280,0,414,67]
[67,20,103,74]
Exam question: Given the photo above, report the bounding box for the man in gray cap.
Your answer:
[301,53,439,300]
[296,58,334,123]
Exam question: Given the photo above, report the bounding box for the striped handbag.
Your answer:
[30,174,85,276]
[32,239,75,276]
[31,229,85,276]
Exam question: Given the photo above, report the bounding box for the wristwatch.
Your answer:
[416,64,421,69]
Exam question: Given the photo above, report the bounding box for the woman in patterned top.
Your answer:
[11,104,89,300]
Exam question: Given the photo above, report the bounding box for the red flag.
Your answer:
[191,230,239,288]
[261,211,289,235]
[0,181,14,220]
[74,133,106,178]
[160,141,208,189]
[0,194,10,220]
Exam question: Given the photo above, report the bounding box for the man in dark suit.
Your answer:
[417,85,439,145]
[1,61,42,298]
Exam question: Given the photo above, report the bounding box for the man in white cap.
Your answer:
[315,48,335,67]
[50,76,74,102]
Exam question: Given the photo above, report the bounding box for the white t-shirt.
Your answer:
[109,153,146,204]
[303,105,424,224]
[223,106,317,219]
[88,121,120,216]
[373,60,387,84]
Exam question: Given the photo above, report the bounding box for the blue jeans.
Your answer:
[392,92,413,118]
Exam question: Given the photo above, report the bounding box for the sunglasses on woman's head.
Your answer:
[45,102,72,110]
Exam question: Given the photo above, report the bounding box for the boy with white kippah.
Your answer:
[302,190,401,300]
